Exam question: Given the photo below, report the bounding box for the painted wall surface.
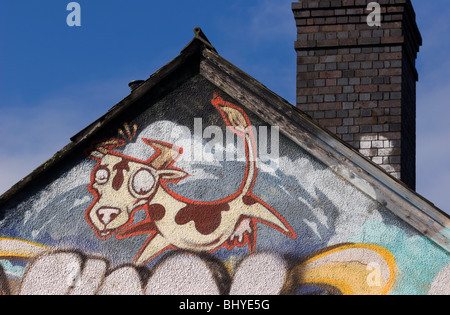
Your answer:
[0,76,449,295]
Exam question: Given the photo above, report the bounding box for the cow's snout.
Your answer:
[97,207,121,226]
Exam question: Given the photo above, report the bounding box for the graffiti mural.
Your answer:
[0,77,449,295]
[84,93,296,265]
[2,238,447,295]
[0,240,399,295]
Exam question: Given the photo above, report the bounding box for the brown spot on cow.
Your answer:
[175,203,231,235]
[112,158,130,191]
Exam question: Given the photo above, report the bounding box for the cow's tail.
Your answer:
[211,93,257,195]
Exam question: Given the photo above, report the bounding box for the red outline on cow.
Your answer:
[85,93,297,265]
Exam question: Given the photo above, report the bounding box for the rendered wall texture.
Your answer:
[0,76,448,295]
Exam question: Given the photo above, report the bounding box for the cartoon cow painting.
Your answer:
[85,93,296,265]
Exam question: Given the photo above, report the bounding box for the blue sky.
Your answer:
[0,1,449,214]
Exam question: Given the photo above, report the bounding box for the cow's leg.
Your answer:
[133,234,172,266]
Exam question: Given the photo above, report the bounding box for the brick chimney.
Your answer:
[293,0,421,190]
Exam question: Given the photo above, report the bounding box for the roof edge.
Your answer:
[181,27,217,54]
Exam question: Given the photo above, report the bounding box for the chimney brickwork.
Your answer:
[293,0,421,190]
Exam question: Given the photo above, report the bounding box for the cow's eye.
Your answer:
[131,169,155,195]
[95,167,110,185]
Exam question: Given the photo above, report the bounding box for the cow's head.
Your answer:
[86,139,187,240]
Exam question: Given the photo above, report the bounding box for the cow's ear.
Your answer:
[157,169,188,181]
[87,139,124,160]
[90,150,105,160]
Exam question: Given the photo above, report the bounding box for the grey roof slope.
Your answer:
[1,28,449,253]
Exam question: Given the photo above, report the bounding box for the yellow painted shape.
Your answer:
[287,243,397,295]
[0,237,50,259]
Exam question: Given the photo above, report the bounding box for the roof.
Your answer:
[1,27,449,253]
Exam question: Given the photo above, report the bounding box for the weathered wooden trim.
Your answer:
[200,48,450,253]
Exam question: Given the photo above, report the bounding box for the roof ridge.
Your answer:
[181,27,217,54]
